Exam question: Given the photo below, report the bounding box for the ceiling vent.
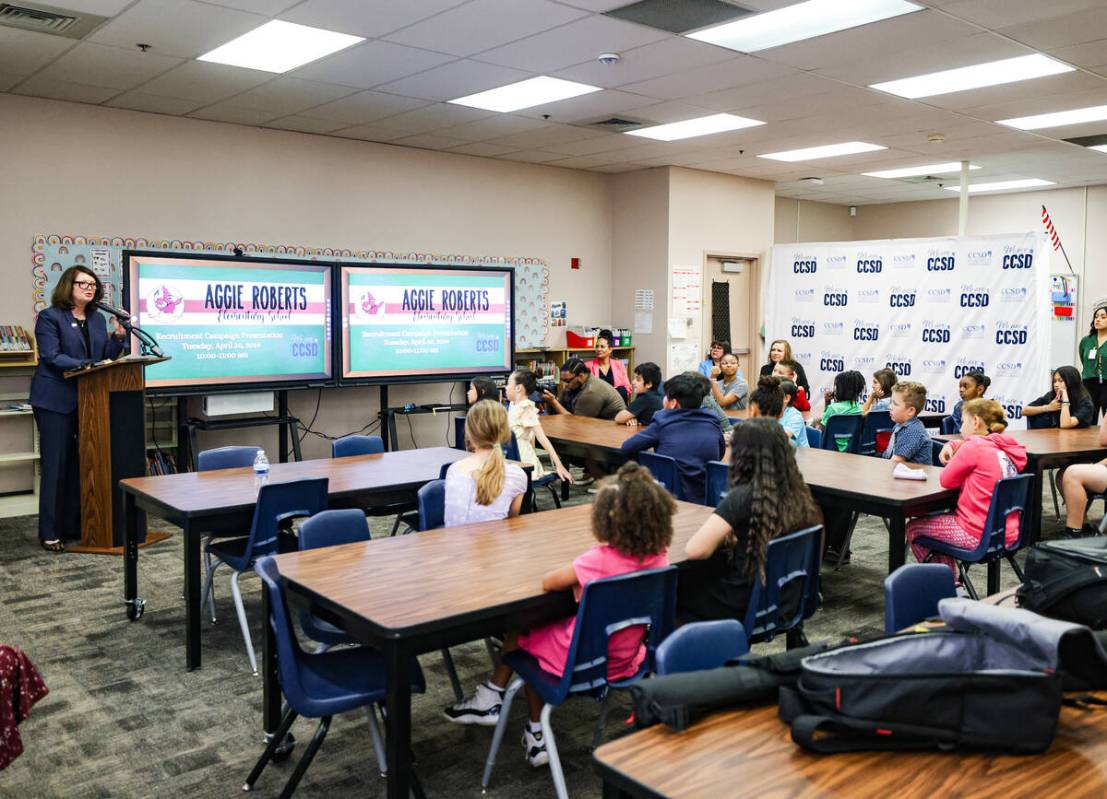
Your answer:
[605,0,752,34]
[585,116,645,130]
[0,2,107,39]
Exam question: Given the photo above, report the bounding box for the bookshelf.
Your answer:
[0,395,39,518]
[145,399,178,474]
[0,328,38,370]
[514,346,636,380]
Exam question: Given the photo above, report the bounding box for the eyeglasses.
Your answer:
[74,281,97,289]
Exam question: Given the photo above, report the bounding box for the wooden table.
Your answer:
[593,690,1107,799]
[935,427,1104,543]
[120,446,470,670]
[541,413,638,464]
[272,500,714,799]
[917,410,945,429]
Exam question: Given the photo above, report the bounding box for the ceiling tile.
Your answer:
[922,71,1105,112]
[937,0,1104,28]
[687,72,840,113]
[436,115,551,141]
[330,123,411,142]
[0,72,21,91]
[619,56,797,100]
[498,149,573,163]
[301,90,432,124]
[89,0,268,59]
[541,131,647,156]
[620,99,718,123]
[280,0,472,39]
[1049,39,1107,70]
[35,43,182,91]
[474,14,669,73]
[389,132,471,150]
[555,36,736,89]
[447,141,523,157]
[967,88,1107,124]
[105,91,204,115]
[384,0,589,58]
[58,0,137,12]
[352,102,494,135]
[231,77,358,115]
[1000,8,1107,51]
[485,123,603,148]
[554,0,629,10]
[202,0,301,14]
[515,88,657,123]
[262,115,349,133]
[131,60,272,102]
[290,40,456,89]
[188,102,282,125]
[0,27,77,76]
[11,76,119,104]
[545,155,615,169]
[372,59,532,101]
[592,163,650,173]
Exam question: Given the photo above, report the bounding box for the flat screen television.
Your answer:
[339,263,514,384]
[123,251,334,394]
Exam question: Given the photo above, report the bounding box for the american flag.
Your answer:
[1041,205,1061,251]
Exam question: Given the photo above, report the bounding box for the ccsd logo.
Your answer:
[1001,287,1029,303]
[891,253,917,269]
[857,289,880,304]
[822,289,847,306]
[889,322,912,338]
[822,321,845,336]
[791,319,816,338]
[856,252,882,273]
[889,288,916,307]
[921,321,951,343]
[826,254,848,270]
[794,288,816,303]
[926,248,956,272]
[993,394,1024,420]
[967,249,993,266]
[995,361,1022,376]
[959,285,990,307]
[852,323,880,341]
[820,352,845,372]
[885,357,912,376]
[921,358,947,375]
[793,255,817,273]
[925,397,947,413]
[853,355,876,370]
[1001,245,1033,270]
[961,323,986,340]
[927,287,952,303]
[954,358,986,379]
[995,323,1029,345]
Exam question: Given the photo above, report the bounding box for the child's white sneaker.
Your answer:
[443,682,503,726]
[522,723,549,767]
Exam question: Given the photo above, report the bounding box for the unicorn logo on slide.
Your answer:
[356,291,384,320]
[147,285,184,321]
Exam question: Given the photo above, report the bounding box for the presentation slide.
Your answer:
[341,265,513,382]
[124,252,333,392]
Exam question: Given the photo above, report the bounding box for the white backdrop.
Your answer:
[766,233,1051,428]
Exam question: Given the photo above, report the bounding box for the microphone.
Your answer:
[94,300,136,325]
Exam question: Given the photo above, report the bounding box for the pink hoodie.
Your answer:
[942,433,1029,539]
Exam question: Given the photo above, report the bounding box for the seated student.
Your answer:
[882,381,933,466]
[444,462,673,767]
[444,400,528,527]
[695,372,734,434]
[467,376,500,405]
[779,379,809,448]
[680,418,821,623]
[1060,410,1107,537]
[614,361,664,427]
[698,340,731,378]
[949,371,989,428]
[621,372,725,502]
[913,399,1028,579]
[813,370,865,430]
[1023,365,1096,428]
[772,359,810,412]
[747,376,784,420]
[506,369,573,484]
[708,353,749,411]
[541,357,626,420]
[861,368,897,414]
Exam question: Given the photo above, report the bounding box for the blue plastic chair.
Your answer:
[822,414,863,454]
[860,410,892,456]
[743,525,823,648]
[941,415,959,435]
[931,440,946,467]
[454,415,467,450]
[481,567,678,797]
[705,460,728,507]
[416,480,445,532]
[655,620,749,676]
[639,451,683,500]
[201,477,329,674]
[883,563,957,633]
[247,557,425,796]
[911,474,1033,599]
[331,434,418,535]
[296,510,372,649]
[805,426,822,449]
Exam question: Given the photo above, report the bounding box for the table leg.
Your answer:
[384,641,413,799]
[987,561,1001,596]
[262,584,280,734]
[183,522,201,671]
[887,512,907,574]
[1029,457,1044,547]
[123,492,144,621]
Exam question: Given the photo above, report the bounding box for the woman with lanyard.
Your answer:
[30,267,126,551]
[1079,300,1107,421]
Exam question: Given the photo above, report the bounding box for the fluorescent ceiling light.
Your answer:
[760,141,885,162]
[998,104,1107,130]
[942,179,1054,194]
[1088,145,1107,153]
[449,76,601,112]
[870,54,1073,99]
[198,20,363,73]
[626,113,764,141]
[687,0,921,53]
[864,162,980,179]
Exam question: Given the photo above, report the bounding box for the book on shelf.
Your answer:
[147,449,177,476]
[0,325,33,353]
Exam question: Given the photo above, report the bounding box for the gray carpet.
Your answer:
[0,479,1072,799]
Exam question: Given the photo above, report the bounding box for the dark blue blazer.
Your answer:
[30,305,124,414]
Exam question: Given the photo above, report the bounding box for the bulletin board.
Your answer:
[31,234,550,349]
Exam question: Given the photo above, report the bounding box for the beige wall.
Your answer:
[0,93,615,456]
[773,197,855,244]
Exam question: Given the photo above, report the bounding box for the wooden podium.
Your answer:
[65,355,171,554]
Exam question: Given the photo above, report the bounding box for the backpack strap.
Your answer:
[790,714,959,753]
[1018,565,1107,611]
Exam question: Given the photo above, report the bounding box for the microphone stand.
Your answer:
[120,320,165,358]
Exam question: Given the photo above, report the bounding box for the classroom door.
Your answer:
[701,255,758,371]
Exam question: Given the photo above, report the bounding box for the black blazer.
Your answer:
[30,305,124,414]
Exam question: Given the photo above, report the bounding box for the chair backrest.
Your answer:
[417,479,446,531]
[331,435,384,458]
[454,416,467,451]
[553,566,677,703]
[256,557,316,714]
[974,473,1034,561]
[655,620,749,676]
[639,451,682,500]
[805,426,822,449]
[822,415,863,454]
[196,445,261,472]
[245,477,329,560]
[1025,413,1055,430]
[705,460,728,507]
[931,440,945,466]
[505,431,521,462]
[438,461,453,480]
[860,411,893,456]
[743,525,822,642]
[883,563,956,633]
[298,509,371,551]
[941,415,959,435]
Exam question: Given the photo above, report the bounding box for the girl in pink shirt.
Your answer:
[908,399,1028,579]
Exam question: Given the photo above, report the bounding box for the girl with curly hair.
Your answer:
[680,418,821,623]
[444,461,673,766]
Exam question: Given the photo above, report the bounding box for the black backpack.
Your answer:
[1017,538,1107,629]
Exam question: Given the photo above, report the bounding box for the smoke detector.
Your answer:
[799,177,824,186]
[597,52,620,65]
[927,132,946,144]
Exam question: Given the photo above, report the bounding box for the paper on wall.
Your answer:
[668,317,687,339]
[634,288,654,311]
[91,248,111,277]
[634,310,653,334]
[669,343,700,373]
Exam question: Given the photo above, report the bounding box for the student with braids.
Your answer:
[813,370,865,430]
[443,400,529,527]
[680,418,821,623]
[445,462,673,767]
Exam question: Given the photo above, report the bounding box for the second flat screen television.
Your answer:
[340,264,514,383]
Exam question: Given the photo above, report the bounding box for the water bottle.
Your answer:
[253,449,270,495]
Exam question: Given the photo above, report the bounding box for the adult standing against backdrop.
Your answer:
[1079,301,1107,421]
[30,267,125,552]
[759,339,810,394]
[587,329,632,402]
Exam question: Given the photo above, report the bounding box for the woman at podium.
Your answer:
[30,267,125,552]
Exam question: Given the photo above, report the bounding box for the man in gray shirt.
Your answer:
[542,357,627,420]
